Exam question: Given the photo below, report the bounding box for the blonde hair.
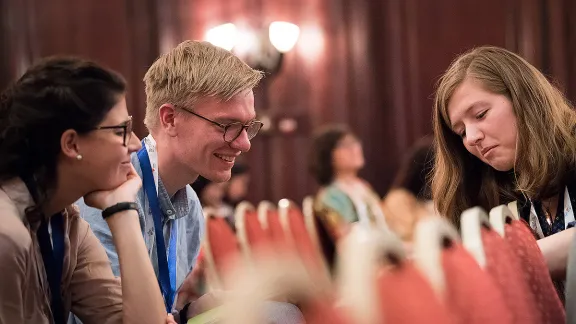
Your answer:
[143,40,264,130]
[432,46,576,224]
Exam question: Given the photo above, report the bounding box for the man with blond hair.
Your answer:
[77,41,303,323]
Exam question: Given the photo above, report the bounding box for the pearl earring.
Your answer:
[76,154,83,161]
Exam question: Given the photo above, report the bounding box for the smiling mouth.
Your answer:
[214,153,236,163]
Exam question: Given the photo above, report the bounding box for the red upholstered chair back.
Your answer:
[481,227,540,324]
[377,262,456,324]
[235,202,272,261]
[504,219,565,323]
[204,215,241,289]
[442,243,513,324]
[262,207,287,246]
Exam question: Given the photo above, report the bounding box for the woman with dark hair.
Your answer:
[309,125,385,239]
[381,136,437,241]
[191,175,234,228]
[224,164,251,208]
[0,57,172,323]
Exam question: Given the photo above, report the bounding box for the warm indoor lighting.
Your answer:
[205,23,237,51]
[268,21,300,53]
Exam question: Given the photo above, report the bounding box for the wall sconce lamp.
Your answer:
[205,21,300,75]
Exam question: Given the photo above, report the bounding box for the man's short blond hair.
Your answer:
[143,40,264,130]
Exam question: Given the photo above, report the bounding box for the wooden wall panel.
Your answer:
[173,0,576,204]
[1,0,574,206]
[0,0,161,136]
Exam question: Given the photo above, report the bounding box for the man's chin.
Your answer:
[203,171,232,183]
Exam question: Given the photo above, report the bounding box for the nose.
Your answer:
[229,129,251,152]
[127,132,142,153]
[464,125,484,147]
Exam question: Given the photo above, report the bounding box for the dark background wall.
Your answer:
[1,0,575,204]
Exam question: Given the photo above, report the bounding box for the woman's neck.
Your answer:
[335,172,360,184]
[540,191,563,221]
[42,170,85,216]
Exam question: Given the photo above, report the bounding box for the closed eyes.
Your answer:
[457,110,488,138]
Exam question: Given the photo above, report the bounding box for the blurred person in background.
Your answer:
[309,125,386,240]
[381,136,437,241]
[224,163,251,208]
[192,175,235,228]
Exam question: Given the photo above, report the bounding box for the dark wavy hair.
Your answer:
[309,125,351,186]
[0,56,126,220]
[391,136,435,200]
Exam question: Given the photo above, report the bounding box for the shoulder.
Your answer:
[0,191,32,256]
[185,184,204,222]
[0,213,32,261]
[317,185,348,205]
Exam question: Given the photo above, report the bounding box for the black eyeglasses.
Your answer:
[177,106,263,143]
[94,116,133,146]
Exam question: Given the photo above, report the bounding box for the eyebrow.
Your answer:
[215,116,257,124]
[450,101,489,130]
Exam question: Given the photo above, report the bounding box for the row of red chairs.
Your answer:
[205,204,566,324]
[202,198,330,290]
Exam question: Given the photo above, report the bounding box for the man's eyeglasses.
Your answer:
[177,106,263,143]
[94,116,133,146]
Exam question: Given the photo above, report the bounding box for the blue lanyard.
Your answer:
[38,213,66,324]
[137,143,178,312]
[21,174,66,323]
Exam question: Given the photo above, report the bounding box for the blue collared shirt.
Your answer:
[76,153,204,298]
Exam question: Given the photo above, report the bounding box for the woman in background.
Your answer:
[309,125,386,240]
[224,164,251,208]
[0,57,172,323]
[431,46,576,280]
[381,136,437,241]
[192,176,235,228]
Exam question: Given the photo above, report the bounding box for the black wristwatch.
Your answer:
[171,302,192,324]
[102,202,139,219]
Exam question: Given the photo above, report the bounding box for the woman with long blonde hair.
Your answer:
[431,46,576,279]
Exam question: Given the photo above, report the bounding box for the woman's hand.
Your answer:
[166,314,177,324]
[84,164,142,210]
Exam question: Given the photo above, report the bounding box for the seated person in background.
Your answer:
[381,136,438,241]
[0,57,172,323]
[309,125,386,239]
[224,164,251,208]
[192,176,235,228]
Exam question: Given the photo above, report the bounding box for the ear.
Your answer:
[60,129,81,160]
[158,104,178,137]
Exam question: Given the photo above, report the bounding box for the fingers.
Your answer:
[166,314,176,324]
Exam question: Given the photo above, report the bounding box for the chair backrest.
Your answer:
[302,195,323,250]
[460,206,491,268]
[257,200,286,246]
[235,201,270,261]
[279,198,330,280]
[504,217,566,323]
[339,223,454,324]
[480,226,539,324]
[219,254,343,324]
[489,204,519,237]
[414,216,513,324]
[202,208,241,289]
